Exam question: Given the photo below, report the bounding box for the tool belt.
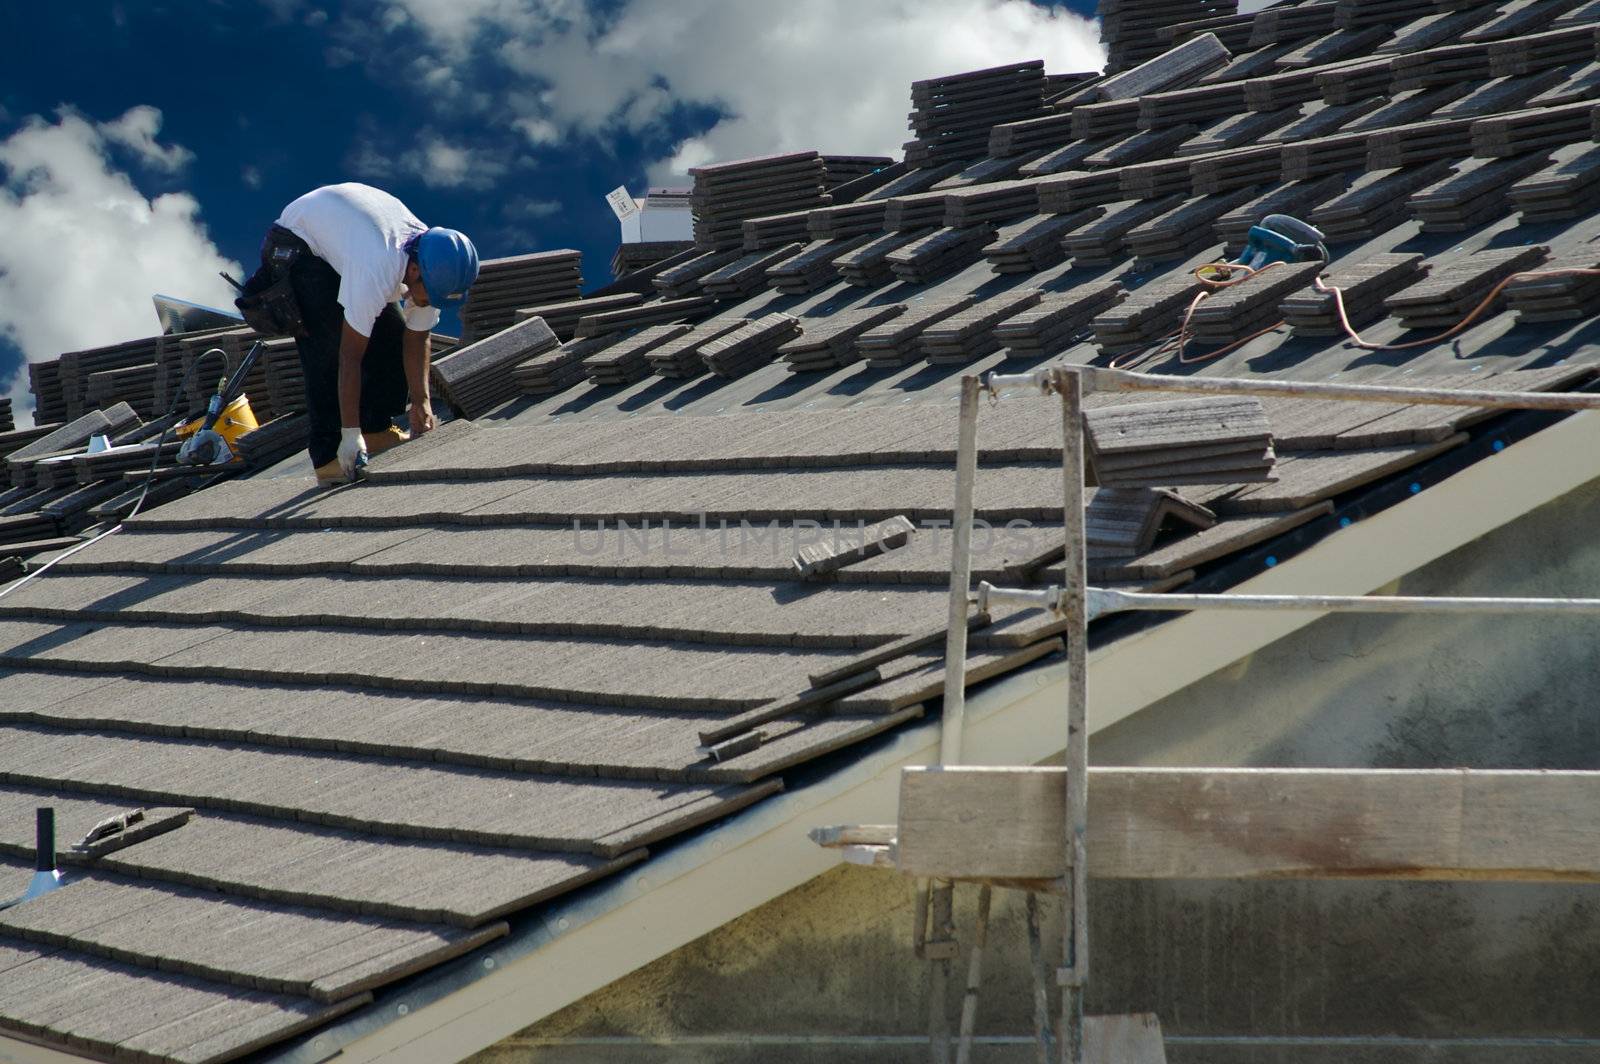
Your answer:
[236,224,308,338]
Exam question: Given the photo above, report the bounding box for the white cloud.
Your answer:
[0,108,240,424]
[506,196,563,218]
[381,0,1104,182]
[421,135,508,188]
[349,131,512,190]
[241,164,263,189]
[97,105,194,172]
[513,116,560,146]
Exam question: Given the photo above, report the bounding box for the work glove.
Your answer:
[337,427,368,482]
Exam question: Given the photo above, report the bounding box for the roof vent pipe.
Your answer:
[2,808,64,909]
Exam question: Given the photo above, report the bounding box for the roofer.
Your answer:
[246,182,478,485]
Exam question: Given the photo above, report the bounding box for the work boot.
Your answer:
[363,426,410,455]
[314,458,350,487]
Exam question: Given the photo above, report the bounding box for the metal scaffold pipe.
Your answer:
[973,582,1600,621]
[987,365,1600,412]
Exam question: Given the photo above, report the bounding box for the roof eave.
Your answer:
[0,1031,94,1063]
[254,408,1600,1064]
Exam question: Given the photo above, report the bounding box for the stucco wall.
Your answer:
[471,478,1600,1063]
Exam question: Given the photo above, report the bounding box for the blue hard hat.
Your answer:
[415,227,479,309]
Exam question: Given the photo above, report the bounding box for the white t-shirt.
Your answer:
[277,182,443,337]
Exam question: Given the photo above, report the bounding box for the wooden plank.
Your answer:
[1217,435,1466,514]
[896,766,1600,882]
[1087,504,1331,580]
[806,612,992,689]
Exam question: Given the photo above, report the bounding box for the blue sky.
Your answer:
[0,0,1102,419]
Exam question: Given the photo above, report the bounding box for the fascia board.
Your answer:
[286,409,1600,1064]
[0,1035,97,1064]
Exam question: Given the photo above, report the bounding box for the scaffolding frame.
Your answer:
[846,363,1600,1064]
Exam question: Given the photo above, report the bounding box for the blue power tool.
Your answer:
[1235,214,1329,270]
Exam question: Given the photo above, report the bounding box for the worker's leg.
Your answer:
[287,253,345,468]
[358,304,409,434]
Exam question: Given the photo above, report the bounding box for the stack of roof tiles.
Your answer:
[778,305,905,372]
[1504,250,1600,324]
[1473,100,1597,161]
[1311,161,1453,242]
[82,363,158,420]
[27,361,67,424]
[993,280,1127,357]
[514,335,615,395]
[766,236,873,295]
[1099,0,1238,73]
[1093,274,1204,351]
[1188,262,1325,344]
[887,226,997,285]
[822,155,895,190]
[147,325,231,412]
[233,411,309,469]
[984,212,1088,274]
[1509,143,1600,222]
[1085,396,1276,487]
[690,153,830,251]
[583,324,691,386]
[575,296,716,339]
[698,313,803,379]
[1384,246,1549,330]
[646,318,751,378]
[431,316,560,418]
[57,335,164,419]
[701,243,805,298]
[459,251,583,342]
[611,239,694,279]
[233,332,305,425]
[653,249,744,298]
[742,211,815,250]
[1281,252,1428,335]
[903,61,1048,168]
[919,288,1044,364]
[857,295,979,367]
[837,230,930,288]
[1406,154,1554,232]
[1060,196,1185,265]
[807,200,890,240]
[167,327,282,423]
[511,293,647,341]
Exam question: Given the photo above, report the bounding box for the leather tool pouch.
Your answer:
[236,226,307,338]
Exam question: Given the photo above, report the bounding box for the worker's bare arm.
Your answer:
[403,327,435,436]
[337,320,368,429]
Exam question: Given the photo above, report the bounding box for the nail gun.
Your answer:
[175,340,266,467]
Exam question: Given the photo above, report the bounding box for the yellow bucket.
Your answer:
[176,394,260,449]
